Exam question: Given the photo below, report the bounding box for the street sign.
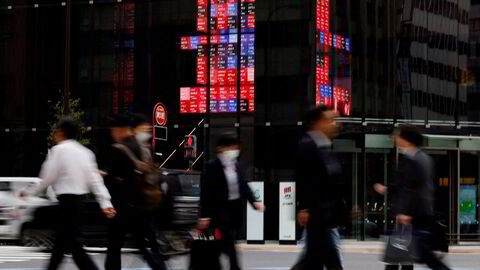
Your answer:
[153,103,167,126]
[154,126,168,141]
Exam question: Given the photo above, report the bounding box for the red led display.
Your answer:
[113,2,135,113]
[180,0,255,114]
[315,0,351,116]
[197,0,208,32]
[180,87,208,113]
[197,56,208,85]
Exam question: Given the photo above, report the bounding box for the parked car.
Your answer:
[20,170,201,253]
[0,177,55,246]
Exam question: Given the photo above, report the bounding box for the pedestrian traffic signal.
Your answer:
[184,135,197,159]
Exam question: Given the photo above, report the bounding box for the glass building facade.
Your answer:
[1,0,480,242]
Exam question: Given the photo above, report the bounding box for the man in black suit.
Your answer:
[103,114,166,270]
[198,132,265,270]
[295,105,347,270]
[376,126,451,270]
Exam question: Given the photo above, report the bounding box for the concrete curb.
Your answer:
[237,243,480,254]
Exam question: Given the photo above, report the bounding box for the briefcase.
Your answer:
[189,228,222,270]
[382,224,419,264]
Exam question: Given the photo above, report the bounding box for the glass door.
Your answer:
[425,150,459,243]
[363,149,397,239]
[333,140,359,240]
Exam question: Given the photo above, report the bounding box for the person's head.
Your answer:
[131,114,152,143]
[394,125,424,149]
[54,117,79,144]
[216,132,240,162]
[304,105,338,139]
[109,114,133,143]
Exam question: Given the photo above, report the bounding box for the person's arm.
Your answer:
[87,153,114,208]
[296,141,315,212]
[198,162,214,229]
[26,148,61,197]
[296,140,316,226]
[396,160,417,224]
[200,163,214,219]
[237,163,258,207]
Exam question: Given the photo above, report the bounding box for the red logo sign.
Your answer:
[153,103,167,126]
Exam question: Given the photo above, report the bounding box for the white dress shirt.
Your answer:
[307,130,332,148]
[32,140,113,209]
[219,158,241,201]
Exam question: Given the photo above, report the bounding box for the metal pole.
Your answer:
[63,0,72,114]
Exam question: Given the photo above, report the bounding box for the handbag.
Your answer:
[382,224,419,264]
[113,143,163,210]
[189,228,222,270]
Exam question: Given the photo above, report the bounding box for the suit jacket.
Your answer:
[200,158,257,228]
[296,133,347,228]
[102,136,143,212]
[390,150,435,228]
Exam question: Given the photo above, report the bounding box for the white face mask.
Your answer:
[219,150,240,163]
[136,132,152,143]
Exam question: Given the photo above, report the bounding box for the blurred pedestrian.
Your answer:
[377,126,451,270]
[21,117,115,270]
[131,113,154,162]
[294,105,347,270]
[197,132,265,270]
[374,130,414,270]
[103,114,166,270]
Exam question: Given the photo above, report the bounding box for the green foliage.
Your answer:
[47,94,90,146]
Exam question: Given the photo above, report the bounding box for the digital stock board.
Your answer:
[316,0,352,116]
[180,0,256,114]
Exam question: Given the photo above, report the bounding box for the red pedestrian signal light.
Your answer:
[184,135,197,159]
[187,136,193,146]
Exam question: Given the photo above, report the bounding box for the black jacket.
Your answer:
[102,136,142,212]
[296,133,347,228]
[390,150,435,227]
[200,158,257,228]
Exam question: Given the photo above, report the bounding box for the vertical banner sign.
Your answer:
[247,182,264,241]
[279,182,296,241]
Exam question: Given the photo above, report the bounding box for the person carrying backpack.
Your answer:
[103,114,166,270]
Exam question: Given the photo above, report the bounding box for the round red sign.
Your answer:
[154,103,167,126]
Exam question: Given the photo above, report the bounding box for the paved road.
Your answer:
[0,246,477,270]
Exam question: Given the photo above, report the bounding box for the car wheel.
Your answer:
[20,226,55,251]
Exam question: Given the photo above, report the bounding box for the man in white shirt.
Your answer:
[21,117,115,270]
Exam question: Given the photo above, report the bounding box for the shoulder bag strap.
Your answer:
[113,143,141,169]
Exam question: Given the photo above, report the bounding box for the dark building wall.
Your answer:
[1,0,480,241]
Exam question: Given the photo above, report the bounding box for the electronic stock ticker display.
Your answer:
[180,0,255,114]
[316,0,352,116]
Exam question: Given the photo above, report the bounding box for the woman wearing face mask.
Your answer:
[131,114,153,162]
[197,132,265,270]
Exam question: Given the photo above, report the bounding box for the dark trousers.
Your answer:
[415,231,451,270]
[301,226,343,270]
[220,227,241,270]
[48,194,99,270]
[105,208,166,270]
[217,199,243,270]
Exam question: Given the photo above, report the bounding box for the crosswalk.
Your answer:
[0,247,50,265]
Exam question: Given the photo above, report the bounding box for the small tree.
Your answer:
[47,93,90,146]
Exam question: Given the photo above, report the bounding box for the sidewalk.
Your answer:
[238,241,480,254]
